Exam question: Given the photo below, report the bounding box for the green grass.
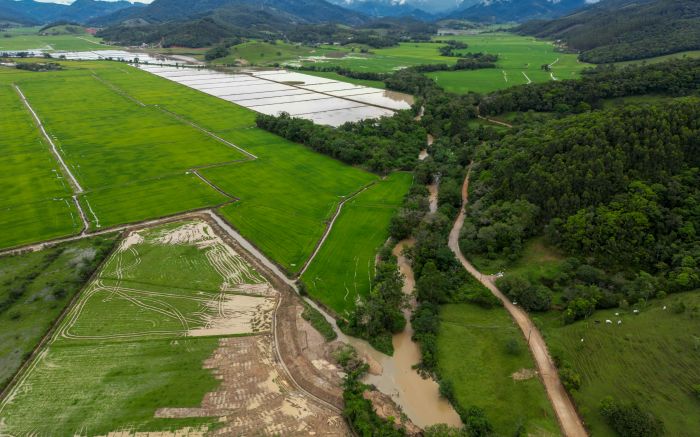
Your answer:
[0,235,116,390]
[290,33,589,94]
[0,82,81,248]
[302,173,412,314]
[613,50,700,67]
[214,40,344,66]
[426,33,589,94]
[539,292,700,436]
[0,26,106,51]
[300,41,451,73]
[438,303,560,436]
[0,220,271,434]
[468,237,566,278]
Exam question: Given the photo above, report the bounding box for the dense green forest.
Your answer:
[516,0,700,63]
[463,98,700,321]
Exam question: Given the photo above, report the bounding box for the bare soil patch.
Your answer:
[156,335,348,436]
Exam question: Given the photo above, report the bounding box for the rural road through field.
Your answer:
[448,165,588,437]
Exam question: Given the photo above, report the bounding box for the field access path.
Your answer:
[13,84,90,234]
[448,165,588,437]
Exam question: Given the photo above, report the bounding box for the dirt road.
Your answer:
[448,165,587,437]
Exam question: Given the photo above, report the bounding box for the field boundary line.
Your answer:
[296,181,377,278]
[156,106,258,159]
[252,72,401,113]
[0,239,120,408]
[0,205,231,258]
[13,84,84,194]
[448,164,588,437]
[73,195,89,234]
[192,170,238,200]
[92,73,146,107]
[92,73,258,160]
[522,71,532,84]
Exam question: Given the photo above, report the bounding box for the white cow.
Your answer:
[605,319,613,324]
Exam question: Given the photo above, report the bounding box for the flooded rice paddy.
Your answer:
[137,65,413,126]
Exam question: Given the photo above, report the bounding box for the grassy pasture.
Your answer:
[0,220,271,434]
[91,63,377,274]
[302,172,413,314]
[438,303,560,436]
[539,292,700,436]
[0,82,80,248]
[0,235,116,390]
[214,40,342,66]
[613,50,700,66]
[0,26,106,51]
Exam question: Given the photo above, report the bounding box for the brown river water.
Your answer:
[300,239,462,429]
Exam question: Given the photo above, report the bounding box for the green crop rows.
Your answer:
[0,81,80,248]
[302,173,413,314]
[0,60,401,277]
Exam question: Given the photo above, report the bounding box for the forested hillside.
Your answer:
[517,0,700,63]
[464,98,700,319]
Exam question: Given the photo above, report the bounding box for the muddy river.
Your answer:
[303,240,462,429]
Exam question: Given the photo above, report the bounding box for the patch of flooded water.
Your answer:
[137,65,410,126]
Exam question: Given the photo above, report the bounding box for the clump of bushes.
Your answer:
[496,275,552,312]
[599,397,664,437]
[301,301,337,341]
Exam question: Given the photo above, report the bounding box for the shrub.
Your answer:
[599,397,664,437]
[504,338,521,356]
[560,366,582,392]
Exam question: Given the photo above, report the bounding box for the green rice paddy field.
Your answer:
[0,82,81,247]
[0,220,270,435]
[0,26,106,52]
[539,292,700,436]
[438,303,560,436]
[298,33,589,94]
[302,172,413,314]
[0,61,402,278]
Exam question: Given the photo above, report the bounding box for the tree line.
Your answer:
[479,58,700,115]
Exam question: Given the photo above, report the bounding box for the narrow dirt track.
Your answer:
[448,165,587,437]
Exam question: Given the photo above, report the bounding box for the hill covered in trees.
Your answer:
[516,0,700,63]
[0,0,137,26]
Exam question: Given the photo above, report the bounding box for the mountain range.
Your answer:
[1,0,606,26]
[0,0,138,25]
[517,0,700,63]
[448,0,599,23]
